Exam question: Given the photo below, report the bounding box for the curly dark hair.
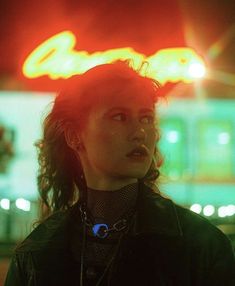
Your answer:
[36,61,163,218]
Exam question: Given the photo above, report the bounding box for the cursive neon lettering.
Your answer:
[22,31,206,84]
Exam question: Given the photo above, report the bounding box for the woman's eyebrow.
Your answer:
[139,108,155,114]
[105,107,129,113]
[106,107,154,112]
[104,107,155,116]
[102,107,128,118]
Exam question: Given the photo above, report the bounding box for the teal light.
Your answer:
[197,119,233,178]
[158,98,235,207]
[159,118,187,179]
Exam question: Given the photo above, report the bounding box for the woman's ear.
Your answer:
[64,128,82,152]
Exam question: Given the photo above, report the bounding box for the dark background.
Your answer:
[0,2,235,282]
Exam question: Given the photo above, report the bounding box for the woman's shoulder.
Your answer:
[174,203,232,248]
[141,184,232,247]
[14,209,71,253]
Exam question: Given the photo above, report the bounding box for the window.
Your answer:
[159,118,187,179]
[196,120,233,179]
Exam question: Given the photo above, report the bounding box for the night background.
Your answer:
[0,0,235,283]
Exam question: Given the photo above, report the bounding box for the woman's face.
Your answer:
[77,83,157,189]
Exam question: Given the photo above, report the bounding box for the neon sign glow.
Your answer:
[22,31,206,85]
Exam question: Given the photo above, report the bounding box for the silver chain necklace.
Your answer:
[80,204,130,238]
[79,204,136,286]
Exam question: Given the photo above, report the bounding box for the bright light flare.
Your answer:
[188,63,206,79]
[190,204,202,214]
[166,130,179,143]
[218,206,227,218]
[218,205,235,217]
[15,198,31,212]
[0,198,10,210]
[203,205,215,217]
[218,132,230,145]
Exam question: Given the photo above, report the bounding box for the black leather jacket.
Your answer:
[4,185,235,285]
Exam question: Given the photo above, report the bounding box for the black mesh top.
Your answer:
[85,183,138,265]
[71,183,139,284]
[87,182,138,225]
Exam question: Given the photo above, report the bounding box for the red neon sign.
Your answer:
[22,31,206,85]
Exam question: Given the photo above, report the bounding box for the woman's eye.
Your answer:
[111,113,127,121]
[140,115,154,124]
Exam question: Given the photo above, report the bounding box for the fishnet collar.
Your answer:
[86,183,138,225]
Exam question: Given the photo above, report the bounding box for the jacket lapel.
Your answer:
[129,183,191,285]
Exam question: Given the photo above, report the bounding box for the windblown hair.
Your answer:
[36,61,163,218]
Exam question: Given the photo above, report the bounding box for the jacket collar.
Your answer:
[17,183,183,253]
[134,183,183,237]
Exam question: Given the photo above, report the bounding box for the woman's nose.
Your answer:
[128,124,146,142]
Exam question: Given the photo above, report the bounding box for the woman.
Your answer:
[5,62,235,285]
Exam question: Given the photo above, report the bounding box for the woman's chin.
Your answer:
[121,168,149,180]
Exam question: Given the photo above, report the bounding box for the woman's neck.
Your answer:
[87,182,138,224]
[85,176,138,191]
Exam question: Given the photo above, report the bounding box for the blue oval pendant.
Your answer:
[92,223,109,238]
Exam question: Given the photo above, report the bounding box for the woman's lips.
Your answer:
[126,146,149,158]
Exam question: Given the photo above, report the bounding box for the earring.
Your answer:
[73,138,83,152]
[75,141,82,151]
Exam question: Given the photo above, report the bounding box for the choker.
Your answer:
[80,204,134,238]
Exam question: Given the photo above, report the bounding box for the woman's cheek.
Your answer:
[147,126,157,139]
[96,129,119,144]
